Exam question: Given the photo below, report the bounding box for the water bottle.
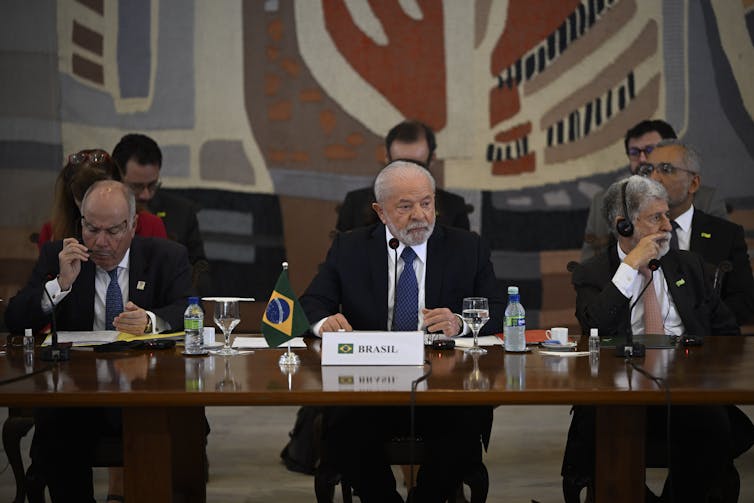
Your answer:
[183,297,204,355]
[588,328,600,353]
[23,328,34,353]
[503,286,526,352]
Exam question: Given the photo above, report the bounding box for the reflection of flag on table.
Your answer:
[262,268,309,348]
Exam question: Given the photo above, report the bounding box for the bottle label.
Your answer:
[184,318,202,330]
[504,316,525,326]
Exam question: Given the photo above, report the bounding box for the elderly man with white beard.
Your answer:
[561,175,752,503]
[300,160,504,502]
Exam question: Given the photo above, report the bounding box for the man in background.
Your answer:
[336,120,470,232]
[641,139,754,325]
[581,119,726,260]
[112,133,210,293]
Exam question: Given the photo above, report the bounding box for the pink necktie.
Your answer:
[640,268,664,334]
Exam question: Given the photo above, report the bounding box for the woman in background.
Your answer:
[37,149,166,248]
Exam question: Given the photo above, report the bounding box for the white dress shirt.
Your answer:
[672,205,694,251]
[612,244,685,336]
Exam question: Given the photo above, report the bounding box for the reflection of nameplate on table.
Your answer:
[321,331,424,365]
[322,366,427,391]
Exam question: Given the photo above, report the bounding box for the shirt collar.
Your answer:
[384,227,427,264]
[673,205,694,233]
[97,249,130,275]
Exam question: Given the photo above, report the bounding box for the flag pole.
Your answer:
[278,261,301,367]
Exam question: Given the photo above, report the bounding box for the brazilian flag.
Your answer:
[262,268,310,348]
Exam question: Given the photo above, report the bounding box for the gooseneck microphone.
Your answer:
[389,238,399,331]
[617,258,661,358]
[40,274,71,362]
[713,260,732,294]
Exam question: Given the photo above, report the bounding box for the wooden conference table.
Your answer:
[1,335,753,503]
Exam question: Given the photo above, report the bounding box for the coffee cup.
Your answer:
[546,327,569,344]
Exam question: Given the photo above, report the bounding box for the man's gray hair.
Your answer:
[654,139,702,174]
[373,160,436,203]
[603,175,668,237]
[82,180,137,223]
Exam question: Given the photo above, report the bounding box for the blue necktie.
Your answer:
[105,268,123,330]
[393,247,418,331]
[670,220,680,250]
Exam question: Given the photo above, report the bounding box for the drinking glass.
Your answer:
[462,297,489,355]
[211,299,241,356]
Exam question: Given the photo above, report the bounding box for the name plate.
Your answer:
[322,366,428,391]
[321,331,424,366]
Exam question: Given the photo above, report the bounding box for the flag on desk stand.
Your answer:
[262,262,309,351]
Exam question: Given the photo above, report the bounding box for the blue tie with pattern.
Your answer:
[105,268,123,330]
[392,247,418,331]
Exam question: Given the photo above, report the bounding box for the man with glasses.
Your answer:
[5,180,193,502]
[336,120,470,232]
[112,133,210,293]
[581,120,726,260]
[563,175,752,503]
[641,139,754,325]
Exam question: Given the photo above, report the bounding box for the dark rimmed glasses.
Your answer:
[627,145,656,158]
[638,162,696,177]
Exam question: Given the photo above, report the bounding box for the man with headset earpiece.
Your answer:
[561,175,752,503]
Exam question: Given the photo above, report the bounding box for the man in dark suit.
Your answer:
[335,120,470,232]
[302,160,503,502]
[562,176,753,502]
[112,133,211,294]
[641,139,754,325]
[5,180,193,502]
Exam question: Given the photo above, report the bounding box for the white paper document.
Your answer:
[42,331,119,346]
[452,335,503,348]
[232,336,306,349]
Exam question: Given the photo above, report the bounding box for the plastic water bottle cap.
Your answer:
[188,296,199,304]
[507,286,519,295]
[25,328,32,337]
[590,328,598,337]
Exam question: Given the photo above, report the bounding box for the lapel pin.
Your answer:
[675,278,685,287]
[700,232,711,238]
[137,281,146,290]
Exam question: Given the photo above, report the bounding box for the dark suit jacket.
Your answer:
[5,236,193,334]
[301,223,504,334]
[149,190,211,294]
[335,186,470,232]
[690,209,754,325]
[572,246,739,337]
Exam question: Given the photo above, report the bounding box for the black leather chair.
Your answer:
[314,436,489,503]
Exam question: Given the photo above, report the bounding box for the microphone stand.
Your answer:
[40,279,71,362]
[389,238,399,331]
[616,259,661,358]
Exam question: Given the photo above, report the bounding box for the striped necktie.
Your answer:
[105,268,123,330]
[392,247,418,331]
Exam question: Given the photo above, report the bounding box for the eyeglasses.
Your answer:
[627,145,655,158]
[81,218,130,238]
[126,180,161,194]
[68,150,111,165]
[638,162,696,177]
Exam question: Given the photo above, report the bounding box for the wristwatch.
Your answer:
[144,316,153,334]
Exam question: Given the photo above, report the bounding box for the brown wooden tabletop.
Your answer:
[2,335,753,502]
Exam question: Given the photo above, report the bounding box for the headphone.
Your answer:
[616,180,634,237]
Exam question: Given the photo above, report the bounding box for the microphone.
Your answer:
[617,259,660,358]
[566,261,580,273]
[40,273,71,362]
[713,260,732,294]
[389,238,399,331]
